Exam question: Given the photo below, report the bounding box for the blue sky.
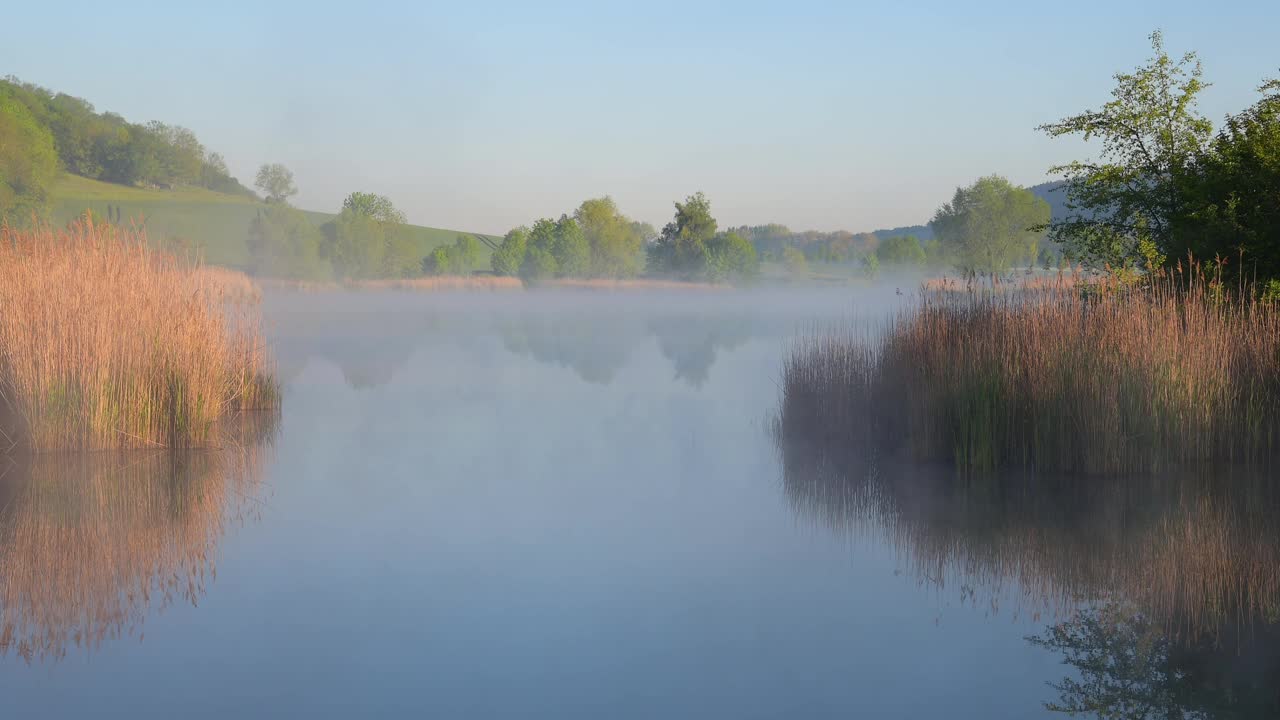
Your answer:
[3,0,1277,234]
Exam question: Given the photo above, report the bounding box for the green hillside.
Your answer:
[52,174,497,270]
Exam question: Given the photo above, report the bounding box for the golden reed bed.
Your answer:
[781,267,1280,475]
[0,219,278,452]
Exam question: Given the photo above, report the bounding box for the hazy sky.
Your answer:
[3,0,1277,234]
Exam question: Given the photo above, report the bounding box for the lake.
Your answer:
[2,289,1276,718]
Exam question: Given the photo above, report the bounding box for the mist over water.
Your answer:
[1,287,1274,717]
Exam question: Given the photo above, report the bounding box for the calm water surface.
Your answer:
[2,289,1275,718]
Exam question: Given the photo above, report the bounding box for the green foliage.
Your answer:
[321,210,386,280]
[247,205,328,280]
[499,198,651,281]
[0,94,58,224]
[647,192,718,280]
[782,245,808,274]
[1189,79,1280,281]
[519,218,559,283]
[930,175,1050,274]
[341,191,406,224]
[875,234,927,266]
[732,224,878,265]
[551,215,589,277]
[422,234,483,275]
[1039,31,1213,268]
[575,196,645,278]
[491,226,528,276]
[707,231,759,282]
[0,76,253,196]
[254,163,297,204]
[860,252,880,278]
[318,192,419,279]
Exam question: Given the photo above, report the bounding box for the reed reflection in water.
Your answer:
[0,413,277,663]
[774,424,1280,715]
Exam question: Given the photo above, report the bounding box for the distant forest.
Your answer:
[0,76,252,204]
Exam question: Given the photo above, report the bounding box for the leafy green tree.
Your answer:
[255,163,298,204]
[930,175,1050,274]
[423,234,483,275]
[247,206,328,279]
[575,196,645,278]
[341,191,405,224]
[492,226,529,276]
[520,245,559,284]
[551,214,589,278]
[1039,31,1212,267]
[860,251,880,278]
[202,152,252,196]
[782,245,808,274]
[381,227,420,278]
[1191,79,1280,281]
[0,95,58,225]
[876,235,927,266]
[708,231,759,282]
[520,218,560,283]
[321,210,385,279]
[648,192,718,280]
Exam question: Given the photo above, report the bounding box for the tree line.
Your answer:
[246,190,428,281]
[0,77,252,223]
[490,192,758,283]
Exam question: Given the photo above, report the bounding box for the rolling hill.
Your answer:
[51,174,498,270]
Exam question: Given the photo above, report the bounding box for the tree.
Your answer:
[320,210,385,279]
[575,196,645,278]
[0,95,58,225]
[860,252,880,278]
[423,234,483,275]
[708,231,759,282]
[551,214,589,277]
[1192,79,1280,281]
[255,163,297,204]
[1039,31,1213,268]
[648,192,718,280]
[875,235,927,266]
[930,175,1050,274]
[520,218,560,283]
[247,206,328,280]
[782,245,808,275]
[492,226,529,276]
[341,191,405,224]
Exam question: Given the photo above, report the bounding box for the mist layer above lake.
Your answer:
[7,289,1269,718]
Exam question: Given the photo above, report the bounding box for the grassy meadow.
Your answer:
[0,219,279,452]
[50,174,499,270]
[778,269,1280,476]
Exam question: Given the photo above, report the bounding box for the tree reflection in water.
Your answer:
[773,417,1280,717]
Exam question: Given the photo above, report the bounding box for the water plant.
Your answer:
[0,218,278,451]
[779,267,1280,475]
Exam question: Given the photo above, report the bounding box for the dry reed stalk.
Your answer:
[781,268,1280,475]
[0,219,279,451]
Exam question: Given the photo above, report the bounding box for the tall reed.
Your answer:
[0,219,278,451]
[781,269,1280,475]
